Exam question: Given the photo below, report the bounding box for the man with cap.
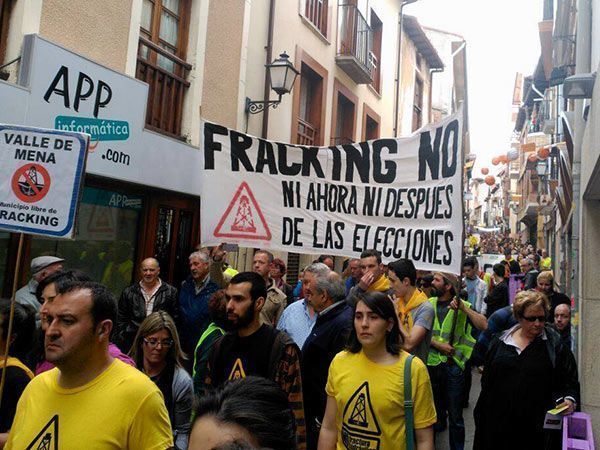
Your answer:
[427,272,487,450]
[15,256,64,327]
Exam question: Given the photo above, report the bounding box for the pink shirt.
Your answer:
[35,343,136,375]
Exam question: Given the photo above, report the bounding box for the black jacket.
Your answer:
[474,325,580,450]
[301,302,352,432]
[484,280,509,318]
[116,281,179,353]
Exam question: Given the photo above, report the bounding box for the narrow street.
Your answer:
[436,371,481,450]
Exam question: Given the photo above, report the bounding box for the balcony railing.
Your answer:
[136,36,192,139]
[336,4,373,84]
[297,118,318,146]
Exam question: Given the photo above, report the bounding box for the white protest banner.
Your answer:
[0,124,89,238]
[200,109,464,274]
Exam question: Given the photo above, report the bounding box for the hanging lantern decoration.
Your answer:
[528,153,538,163]
[498,155,508,164]
[484,175,496,186]
[507,149,519,161]
[492,157,500,166]
[537,146,550,159]
[481,167,489,175]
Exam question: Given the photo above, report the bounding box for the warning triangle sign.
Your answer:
[342,382,381,436]
[26,414,58,450]
[228,358,247,381]
[214,182,271,241]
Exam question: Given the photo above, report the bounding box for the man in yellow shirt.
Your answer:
[387,259,434,363]
[6,281,173,450]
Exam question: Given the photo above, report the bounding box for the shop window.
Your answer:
[29,187,143,296]
[136,0,192,138]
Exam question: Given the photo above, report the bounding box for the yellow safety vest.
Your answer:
[427,297,476,371]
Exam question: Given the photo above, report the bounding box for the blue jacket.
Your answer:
[301,301,353,426]
[179,276,219,355]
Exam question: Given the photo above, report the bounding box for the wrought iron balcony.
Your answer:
[336,4,373,84]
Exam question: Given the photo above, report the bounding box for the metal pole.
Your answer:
[261,0,277,139]
[0,233,25,408]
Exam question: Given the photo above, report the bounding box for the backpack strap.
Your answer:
[404,354,415,450]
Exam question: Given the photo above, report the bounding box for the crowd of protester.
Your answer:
[0,240,578,450]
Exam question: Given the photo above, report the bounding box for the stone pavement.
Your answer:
[435,369,481,450]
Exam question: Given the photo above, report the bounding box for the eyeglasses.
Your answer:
[143,338,174,348]
[522,315,546,323]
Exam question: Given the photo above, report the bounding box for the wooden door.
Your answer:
[143,194,199,288]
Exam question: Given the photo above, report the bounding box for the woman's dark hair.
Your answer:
[192,376,296,450]
[347,291,402,356]
[208,290,228,329]
[0,298,36,360]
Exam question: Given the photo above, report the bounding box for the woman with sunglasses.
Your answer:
[474,290,579,450]
[318,291,436,450]
[130,311,193,450]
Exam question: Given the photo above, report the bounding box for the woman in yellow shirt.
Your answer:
[318,291,436,450]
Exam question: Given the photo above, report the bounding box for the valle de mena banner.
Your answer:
[199,108,464,274]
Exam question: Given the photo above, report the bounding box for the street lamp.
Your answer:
[245,52,299,114]
[563,72,596,99]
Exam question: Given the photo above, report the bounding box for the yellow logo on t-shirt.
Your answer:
[228,358,247,381]
[341,382,381,449]
[26,415,58,450]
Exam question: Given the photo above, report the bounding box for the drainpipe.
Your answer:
[573,0,592,365]
[261,0,276,139]
[393,0,419,137]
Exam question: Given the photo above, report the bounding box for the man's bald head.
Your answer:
[140,258,160,285]
[554,304,571,331]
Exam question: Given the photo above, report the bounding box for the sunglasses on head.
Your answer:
[522,315,546,323]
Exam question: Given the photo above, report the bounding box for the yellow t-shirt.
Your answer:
[6,359,173,450]
[325,350,436,450]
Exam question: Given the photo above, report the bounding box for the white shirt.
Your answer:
[140,279,162,316]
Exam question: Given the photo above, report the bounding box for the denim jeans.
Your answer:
[428,362,465,450]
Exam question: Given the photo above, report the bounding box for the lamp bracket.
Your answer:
[245,95,283,115]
